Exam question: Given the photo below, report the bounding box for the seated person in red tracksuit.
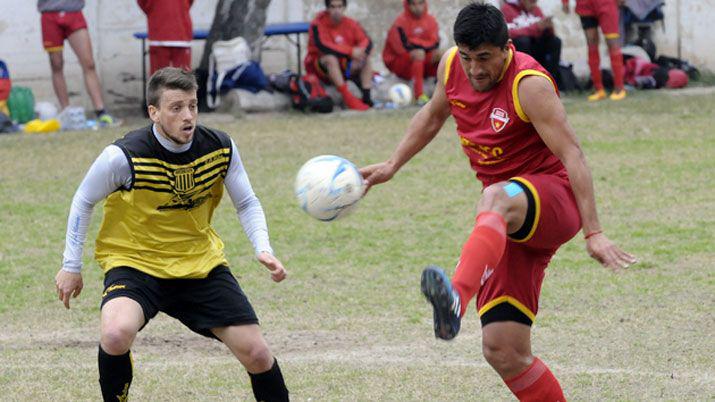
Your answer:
[305,0,373,111]
[383,0,442,105]
[501,0,562,91]
[137,0,194,75]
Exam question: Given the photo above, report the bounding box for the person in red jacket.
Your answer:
[382,0,442,105]
[501,0,562,91]
[563,0,627,101]
[305,0,373,111]
[138,0,194,75]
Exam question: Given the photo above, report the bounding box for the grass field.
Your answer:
[0,89,713,401]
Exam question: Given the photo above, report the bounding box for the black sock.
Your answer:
[361,88,373,106]
[96,109,106,118]
[248,358,289,402]
[98,346,133,402]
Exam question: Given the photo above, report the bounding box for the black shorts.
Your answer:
[101,266,259,339]
[580,16,599,30]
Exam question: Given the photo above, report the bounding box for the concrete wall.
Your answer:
[1,0,713,111]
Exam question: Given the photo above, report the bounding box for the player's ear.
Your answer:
[147,104,159,122]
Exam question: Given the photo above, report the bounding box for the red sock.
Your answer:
[451,211,506,316]
[587,45,603,91]
[338,83,369,111]
[608,46,624,91]
[411,59,424,98]
[505,357,566,402]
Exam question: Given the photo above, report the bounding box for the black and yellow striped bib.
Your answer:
[95,125,232,279]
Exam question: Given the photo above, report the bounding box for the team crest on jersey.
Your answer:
[490,107,510,132]
[173,167,195,193]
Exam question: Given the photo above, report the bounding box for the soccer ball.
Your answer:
[294,155,365,221]
[389,83,413,107]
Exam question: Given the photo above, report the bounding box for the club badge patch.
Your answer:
[490,107,510,132]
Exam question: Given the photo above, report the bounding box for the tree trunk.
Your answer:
[198,0,272,71]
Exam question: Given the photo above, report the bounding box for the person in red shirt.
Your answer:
[137,0,194,75]
[305,0,373,111]
[563,0,627,101]
[361,3,635,399]
[382,0,442,105]
[501,0,563,91]
[37,0,117,126]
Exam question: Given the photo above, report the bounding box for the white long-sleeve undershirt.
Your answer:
[61,126,273,273]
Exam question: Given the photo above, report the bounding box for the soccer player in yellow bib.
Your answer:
[54,67,289,401]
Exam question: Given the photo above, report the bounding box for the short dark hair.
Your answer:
[325,0,346,8]
[453,2,509,50]
[146,67,198,107]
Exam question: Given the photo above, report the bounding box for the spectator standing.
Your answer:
[137,0,194,75]
[501,0,563,90]
[563,0,627,101]
[37,0,116,125]
[305,0,373,111]
[383,0,442,105]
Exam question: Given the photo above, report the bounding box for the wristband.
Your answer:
[584,230,603,240]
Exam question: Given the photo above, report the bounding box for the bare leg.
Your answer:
[67,28,104,111]
[358,58,373,90]
[48,50,70,110]
[212,324,274,373]
[320,54,345,88]
[482,321,533,379]
[99,297,144,402]
[483,321,566,399]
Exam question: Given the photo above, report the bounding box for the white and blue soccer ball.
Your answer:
[294,155,365,221]
[389,83,413,107]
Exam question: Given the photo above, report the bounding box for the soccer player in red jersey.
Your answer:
[305,0,374,111]
[563,0,627,101]
[383,0,442,105]
[361,3,635,400]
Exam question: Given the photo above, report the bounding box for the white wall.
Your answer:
[1,0,713,111]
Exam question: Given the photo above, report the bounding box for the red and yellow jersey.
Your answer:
[443,45,566,187]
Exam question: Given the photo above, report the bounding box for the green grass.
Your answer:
[1,91,713,400]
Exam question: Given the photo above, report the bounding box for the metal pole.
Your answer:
[676,0,682,59]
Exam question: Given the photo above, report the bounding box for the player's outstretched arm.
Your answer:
[55,145,131,308]
[257,252,287,283]
[360,51,452,192]
[518,75,636,271]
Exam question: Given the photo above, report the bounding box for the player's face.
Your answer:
[149,89,198,145]
[327,0,345,22]
[408,0,426,17]
[457,42,511,92]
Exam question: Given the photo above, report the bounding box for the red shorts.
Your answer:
[41,11,88,51]
[305,54,351,84]
[385,52,439,81]
[575,0,620,38]
[475,174,581,325]
[149,46,192,75]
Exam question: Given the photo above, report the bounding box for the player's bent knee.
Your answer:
[321,55,339,67]
[478,183,512,213]
[482,340,527,377]
[244,343,273,371]
[101,325,135,354]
